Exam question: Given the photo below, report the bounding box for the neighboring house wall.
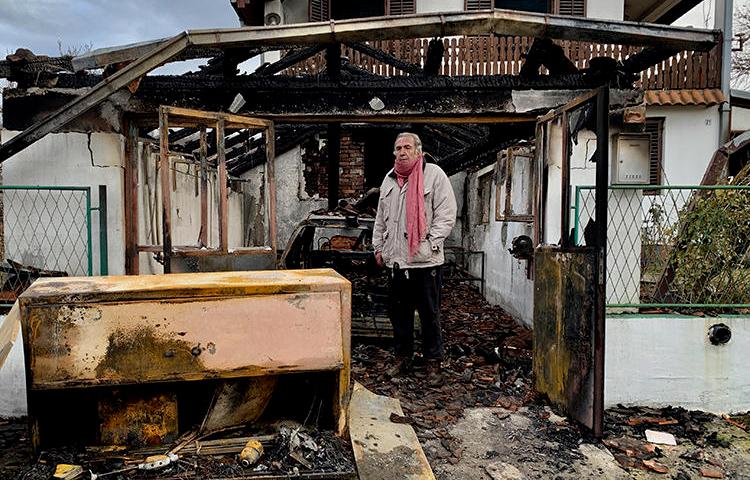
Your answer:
[606,314,750,413]
[586,0,624,20]
[0,130,125,276]
[416,0,463,14]
[731,105,750,133]
[647,105,721,185]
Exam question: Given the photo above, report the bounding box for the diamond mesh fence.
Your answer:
[574,185,750,309]
[0,186,92,306]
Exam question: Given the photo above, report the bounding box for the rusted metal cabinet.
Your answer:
[19,269,351,449]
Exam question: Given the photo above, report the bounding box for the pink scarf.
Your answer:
[394,154,427,261]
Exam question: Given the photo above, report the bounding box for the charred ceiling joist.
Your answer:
[0,9,719,162]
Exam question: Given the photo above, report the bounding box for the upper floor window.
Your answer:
[309,0,415,21]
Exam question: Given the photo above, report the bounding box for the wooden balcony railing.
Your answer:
[283,36,721,90]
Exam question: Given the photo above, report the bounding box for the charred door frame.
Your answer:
[535,86,608,436]
[124,106,277,274]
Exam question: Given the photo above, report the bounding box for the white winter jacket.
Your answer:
[373,162,457,269]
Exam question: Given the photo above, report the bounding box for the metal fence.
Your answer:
[0,186,107,306]
[574,185,750,310]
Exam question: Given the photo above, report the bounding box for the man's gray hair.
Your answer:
[393,132,423,154]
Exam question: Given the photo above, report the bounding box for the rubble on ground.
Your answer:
[1,280,749,479]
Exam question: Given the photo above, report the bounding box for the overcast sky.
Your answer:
[0,0,240,58]
[0,0,737,59]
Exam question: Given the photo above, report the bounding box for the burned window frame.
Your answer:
[477,169,494,225]
[495,146,536,222]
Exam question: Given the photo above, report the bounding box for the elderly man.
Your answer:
[373,132,457,385]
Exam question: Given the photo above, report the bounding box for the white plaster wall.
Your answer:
[0,320,26,417]
[647,105,721,185]
[464,163,534,326]
[416,0,463,13]
[606,315,750,413]
[731,105,750,133]
[586,0,624,20]
[241,145,327,250]
[1,130,125,276]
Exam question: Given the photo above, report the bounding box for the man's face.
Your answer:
[394,136,419,165]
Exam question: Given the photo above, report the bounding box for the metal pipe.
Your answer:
[85,187,93,276]
[716,0,733,145]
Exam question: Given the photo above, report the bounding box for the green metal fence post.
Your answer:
[98,185,108,276]
[85,187,93,276]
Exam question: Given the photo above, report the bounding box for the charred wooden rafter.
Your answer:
[439,123,535,175]
[254,45,327,76]
[343,42,424,76]
[621,46,681,75]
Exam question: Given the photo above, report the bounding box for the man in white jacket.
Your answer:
[373,132,457,385]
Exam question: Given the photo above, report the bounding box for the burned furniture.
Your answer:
[19,269,351,451]
[280,214,392,338]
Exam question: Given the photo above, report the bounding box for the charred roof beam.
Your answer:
[344,42,424,76]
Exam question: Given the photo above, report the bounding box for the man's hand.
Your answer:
[375,250,384,268]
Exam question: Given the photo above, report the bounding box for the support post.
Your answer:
[593,85,609,438]
[560,111,571,249]
[124,120,139,274]
[98,185,109,276]
[217,119,228,253]
[159,108,172,273]
[199,126,208,247]
[327,123,341,211]
[265,123,278,253]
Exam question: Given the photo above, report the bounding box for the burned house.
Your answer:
[0,1,748,477]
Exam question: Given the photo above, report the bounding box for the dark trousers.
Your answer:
[389,265,444,360]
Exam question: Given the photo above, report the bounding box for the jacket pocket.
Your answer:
[411,238,434,263]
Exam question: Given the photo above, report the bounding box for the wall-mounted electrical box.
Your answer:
[612,134,650,184]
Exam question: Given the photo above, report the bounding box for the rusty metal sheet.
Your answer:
[24,291,345,389]
[533,247,597,430]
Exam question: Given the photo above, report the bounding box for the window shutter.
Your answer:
[556,0,585,16]
[310,0,330,21]
[466,0,492,10]
[388,0,415,15]
[644,118,664,188]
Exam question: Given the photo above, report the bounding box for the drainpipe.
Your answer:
[716,0,733,145]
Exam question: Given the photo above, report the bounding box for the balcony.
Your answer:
[283,36,721,90]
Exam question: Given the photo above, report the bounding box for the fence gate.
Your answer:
[532,87,608,436]
[0,185,107,307]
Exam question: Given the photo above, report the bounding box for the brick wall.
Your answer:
[339,132,365,198]
[302,131,366,200]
